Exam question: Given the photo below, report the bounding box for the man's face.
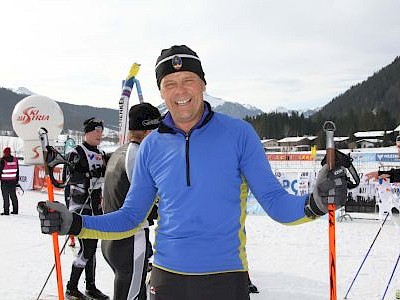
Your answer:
[84,128,103,146]
[160,71,206,132]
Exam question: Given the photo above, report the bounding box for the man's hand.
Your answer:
[37,201,75,235]
[305,165,348,217]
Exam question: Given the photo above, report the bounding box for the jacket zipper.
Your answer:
[185,133,191,186]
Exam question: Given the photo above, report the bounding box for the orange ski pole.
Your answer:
[39,127,64,300]
[323,121,337,300]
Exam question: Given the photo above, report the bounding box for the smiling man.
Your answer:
[39,45,348,300]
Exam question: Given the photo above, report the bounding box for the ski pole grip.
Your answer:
[323,121,336,204]
[39,127,49,149]
[37,201,62,234]
[323,121,336,171]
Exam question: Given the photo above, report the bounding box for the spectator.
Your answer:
[101,103,160,300]
[0,147,19,215]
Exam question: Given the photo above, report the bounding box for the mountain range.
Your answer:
[1,54,399,136]
[0,87,265,133]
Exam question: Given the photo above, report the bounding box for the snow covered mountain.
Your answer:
[11,86,35,95]
[157,93,263,119]
[271,106,321,118]
[9,86,318,120]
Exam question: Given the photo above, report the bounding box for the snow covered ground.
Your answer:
[1,190,400,299]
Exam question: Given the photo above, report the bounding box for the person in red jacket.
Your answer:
[0,147,19,215]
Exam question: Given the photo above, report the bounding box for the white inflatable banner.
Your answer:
[12,95,64,165]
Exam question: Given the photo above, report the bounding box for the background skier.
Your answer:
[101,103,160,300]
[64,118,109,300]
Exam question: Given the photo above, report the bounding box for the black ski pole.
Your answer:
[36,235,70,300]
[344,212,390,299]
[381,251,400,300]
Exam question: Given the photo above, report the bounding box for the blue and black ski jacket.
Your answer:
[79,101,311,274]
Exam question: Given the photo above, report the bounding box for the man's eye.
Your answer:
[164,83,176,89]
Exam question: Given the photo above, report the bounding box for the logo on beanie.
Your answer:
[172,55,182,70]
[142,119,160,127]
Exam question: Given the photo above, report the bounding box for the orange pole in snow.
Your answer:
[39,127,64,300]
[323,121,337,300]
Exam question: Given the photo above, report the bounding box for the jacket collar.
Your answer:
[158,101,214,134]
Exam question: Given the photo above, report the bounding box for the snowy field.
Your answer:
[2,190,400,299]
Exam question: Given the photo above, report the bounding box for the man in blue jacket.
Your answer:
[39,45,348,300]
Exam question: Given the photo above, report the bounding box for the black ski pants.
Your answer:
[68,205,102,289]
[102,228,150,300]
[1,183,18,214]
[149,267,250,300]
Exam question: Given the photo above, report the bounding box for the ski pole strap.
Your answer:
[321,149,360,189]
[45,145,72,189]
[39,127,65,187]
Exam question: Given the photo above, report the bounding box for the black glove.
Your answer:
[37,201,82,235]
[305,165,348,217]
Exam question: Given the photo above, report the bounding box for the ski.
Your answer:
[118,63,141,145]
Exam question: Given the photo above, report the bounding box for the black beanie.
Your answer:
[83,117,104,133]
[129,103,161,130]
[155,45,206,89]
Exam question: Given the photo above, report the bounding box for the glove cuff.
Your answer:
[305,194,326,218]
[69,213,83,235]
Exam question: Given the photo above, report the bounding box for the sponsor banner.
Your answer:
[247,170,313,215]
[19,164,34,190]
[267,152,400,163]
[267,153,313,161]
[275,171,311,196]
[33,165,64,194]
[12,95,64,164]
[350,152,378,163]
[375,153,400,162]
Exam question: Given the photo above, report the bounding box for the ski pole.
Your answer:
[344,212,390,299]
[323,120,337,300]
[135,78,144,104]
[38,127,64,300]
[118,63,141,145]
[36,236,69,300]
[36,178,100,300]
[381,251,400,300]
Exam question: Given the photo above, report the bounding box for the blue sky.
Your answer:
[1,0,400,112]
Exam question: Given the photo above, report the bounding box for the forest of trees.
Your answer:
[245,56,400,149]
[245,109,397,149]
